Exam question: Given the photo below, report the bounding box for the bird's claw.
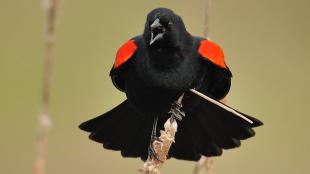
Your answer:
[151,135,163,143]
[169,101,186,121]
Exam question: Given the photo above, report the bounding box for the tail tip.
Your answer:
[251,117,264,127]
[79,121,91,132]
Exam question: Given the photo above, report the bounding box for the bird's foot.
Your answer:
[169,101,185,121]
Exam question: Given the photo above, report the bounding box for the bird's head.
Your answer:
[143,8,189,48]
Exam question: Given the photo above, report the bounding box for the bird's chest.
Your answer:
[124,50,200,117]
[134,50,198,91]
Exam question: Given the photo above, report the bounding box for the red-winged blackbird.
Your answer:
[79,8,263,161]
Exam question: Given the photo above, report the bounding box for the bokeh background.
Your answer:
[1,0,310,173]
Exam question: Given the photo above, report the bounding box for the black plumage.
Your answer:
[79,8,263,161]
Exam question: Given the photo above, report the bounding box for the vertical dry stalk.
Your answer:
[33,1,61,174]
[203,0,211,38]
[140,95,184,174]
[193,156,215,174]
[192,1,217,174]
[139,118,178,174]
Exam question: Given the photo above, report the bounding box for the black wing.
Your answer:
[196,38,232,100]
[110,37,140,91]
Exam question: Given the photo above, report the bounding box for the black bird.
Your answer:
[79,8,263,161]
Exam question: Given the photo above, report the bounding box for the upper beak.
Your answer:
[150,18,162,29]
[150,18,164,45]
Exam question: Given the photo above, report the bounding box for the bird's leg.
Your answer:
[147,94,185,162]
[148,117,163,162]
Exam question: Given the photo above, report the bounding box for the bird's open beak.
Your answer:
[150,18,165,45]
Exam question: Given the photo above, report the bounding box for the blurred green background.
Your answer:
[1,0,309,173]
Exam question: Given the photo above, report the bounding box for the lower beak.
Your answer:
[150,32,164,45]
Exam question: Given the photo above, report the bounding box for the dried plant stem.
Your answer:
[140,95,184,174]
[203,0,211,38]
[193,156,215,174]
[139,118,178,174]
[33,1,60,174]
[192,1,217,174]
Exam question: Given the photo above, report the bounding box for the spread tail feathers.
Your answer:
[168,90,263,160]
[79,100,154,160]
[79,92,263,161]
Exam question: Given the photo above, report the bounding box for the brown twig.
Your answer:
[139,118,178,174]
[139,94,184,174]
[192,1,216,174]
[203,0,211,38]
[33,1,61,174]
[193,156,215,174]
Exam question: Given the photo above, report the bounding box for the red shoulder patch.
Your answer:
[113,39,137,69]
[198,40,227,69]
